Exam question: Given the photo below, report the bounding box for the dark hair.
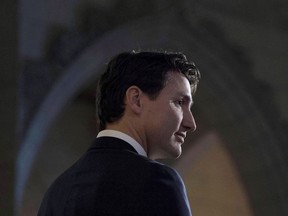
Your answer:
[96,50,200,130]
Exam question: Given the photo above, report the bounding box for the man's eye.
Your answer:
[176,100,184,106]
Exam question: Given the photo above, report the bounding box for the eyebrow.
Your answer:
[176,93,194,105]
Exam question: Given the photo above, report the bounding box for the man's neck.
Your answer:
[106,122,147,152]
[98,129,147,157]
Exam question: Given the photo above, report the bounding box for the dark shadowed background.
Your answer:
[1,0,288,215]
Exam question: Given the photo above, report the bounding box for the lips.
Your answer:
[175,132,186,143]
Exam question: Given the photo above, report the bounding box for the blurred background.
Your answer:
[1,0,288,215]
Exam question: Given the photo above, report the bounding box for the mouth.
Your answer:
[175,132,186,143]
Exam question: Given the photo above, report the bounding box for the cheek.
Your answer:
[169,106,183,122]
[162,108,183,130]
[146,105,182,133]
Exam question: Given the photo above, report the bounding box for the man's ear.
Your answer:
[125,86,143,114]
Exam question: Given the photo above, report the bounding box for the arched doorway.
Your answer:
[15,14,288,216]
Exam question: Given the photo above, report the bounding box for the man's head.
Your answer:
[97,51,200,128]
[96,50,200,159]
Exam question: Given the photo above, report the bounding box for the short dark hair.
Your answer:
[96,50,200,130]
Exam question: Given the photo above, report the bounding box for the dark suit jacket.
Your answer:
[38,137,192,216]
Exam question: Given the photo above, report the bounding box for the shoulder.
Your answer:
[139,160,191,215]
[146,159,183,182]
[137,159,185,195]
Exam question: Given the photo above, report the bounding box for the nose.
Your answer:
[182,109,196,132]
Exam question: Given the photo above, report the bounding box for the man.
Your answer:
[38,51,200,216]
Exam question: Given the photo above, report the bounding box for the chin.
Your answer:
[152,149,181,160]
[150,142,182,160]
[168,146,182,159]
[174,151,182,159]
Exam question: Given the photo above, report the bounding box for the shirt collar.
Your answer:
[97,129,147,157]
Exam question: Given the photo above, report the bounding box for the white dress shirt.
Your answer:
[97,129,147,157]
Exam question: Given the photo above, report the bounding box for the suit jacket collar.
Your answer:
[89,137,138,154]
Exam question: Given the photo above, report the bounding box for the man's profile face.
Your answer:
[142,71,196,160]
